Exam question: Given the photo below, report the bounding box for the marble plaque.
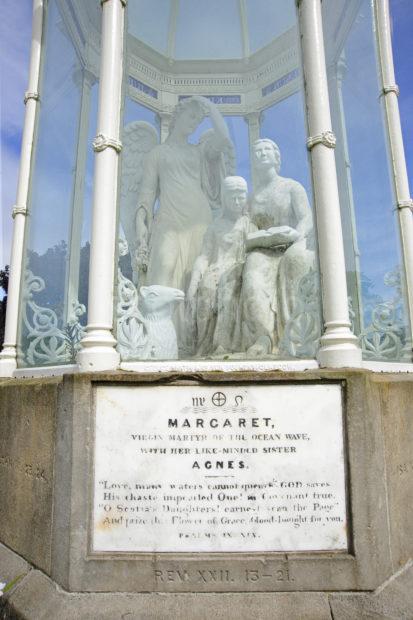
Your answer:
[92,383,347,553]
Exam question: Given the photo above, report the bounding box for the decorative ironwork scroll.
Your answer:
[280,268,322,358]
[358,268,411,361]
[22,270,85,366]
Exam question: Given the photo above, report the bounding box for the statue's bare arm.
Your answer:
[193,96,231,153]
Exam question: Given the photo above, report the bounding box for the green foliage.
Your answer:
[0,265,9,295]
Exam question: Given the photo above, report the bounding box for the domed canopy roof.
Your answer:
[126,0,296,60]
[84,0,297,64]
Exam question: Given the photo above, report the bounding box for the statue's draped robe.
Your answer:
[139,140,226,293]
[240,178,315,354]
[191,214,250,356]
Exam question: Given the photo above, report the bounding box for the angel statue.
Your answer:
[120,96,234,293]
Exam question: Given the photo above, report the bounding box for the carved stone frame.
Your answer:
[46,370,395,593]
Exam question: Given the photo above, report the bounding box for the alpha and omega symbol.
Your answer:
[211,391,226,407]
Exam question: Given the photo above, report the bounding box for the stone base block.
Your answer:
[0,369,413,617]
[1,544,413,619]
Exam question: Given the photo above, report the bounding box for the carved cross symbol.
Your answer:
[212,392,226,407]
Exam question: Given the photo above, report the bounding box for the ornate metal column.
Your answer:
[0,0,44,377]
[374,0,413,352]
[298,0,362,367]
[77,0,126,371]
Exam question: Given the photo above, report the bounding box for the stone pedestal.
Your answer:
[1,369,412,618]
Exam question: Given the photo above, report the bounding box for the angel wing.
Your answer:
[120,121,159,283]
[199,128,236,213]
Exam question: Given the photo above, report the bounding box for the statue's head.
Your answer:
[221,176,248,218]
[140,285,185,317]
[252,139,281,173]
[169,97,207,136]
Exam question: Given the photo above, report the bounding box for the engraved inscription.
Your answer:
[397,461,413,476]
[152,566,294,584]
[93,384,347,553]
[0,455,49,483]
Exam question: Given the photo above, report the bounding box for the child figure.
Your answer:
[187,176,249,356]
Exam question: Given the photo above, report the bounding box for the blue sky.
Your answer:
[1,0,412,273]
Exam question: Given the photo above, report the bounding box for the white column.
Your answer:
[244,111,261,191]
[375,0,413,349]
[64,67,96,324]
[298,0,361,367]
[77,0,126,372]
[0,0,44,377]
[156,111,172,143]
[327,56,363,334]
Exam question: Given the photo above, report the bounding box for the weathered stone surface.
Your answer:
[376,376,413,569]
[0,543,31,620]
[0,378,60,573]
[0,369,412,599]
[4,568,332,620]
[329,559,413,619]
[0,543,30,584]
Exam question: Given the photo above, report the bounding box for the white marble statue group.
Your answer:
[120,96,315,359]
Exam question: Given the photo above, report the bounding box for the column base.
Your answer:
[317,326,362,368]
[77,328,120,372]
[0,347,17,377]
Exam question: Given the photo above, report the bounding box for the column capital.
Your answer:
[155,111,173,124]
[244,110,263,125]
[73,67,97,91]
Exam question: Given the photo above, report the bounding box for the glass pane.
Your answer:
[324,0,412,362]
[175,0,243,59]
[246,0,296,54]
[128,0,170,55]
[17,0,99,367]
[118,0,321,362]
[260,92,311,195]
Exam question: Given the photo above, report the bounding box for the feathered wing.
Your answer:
[199,129,236,214]
[120,121,159,283]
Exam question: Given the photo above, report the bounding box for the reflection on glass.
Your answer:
[245,0,296,54]
[118,0,321,361]
[324,0,411,361]
[17,0,99,367]
[260,93,311,195]
[128,0,170,55]
[175,0,243,59]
